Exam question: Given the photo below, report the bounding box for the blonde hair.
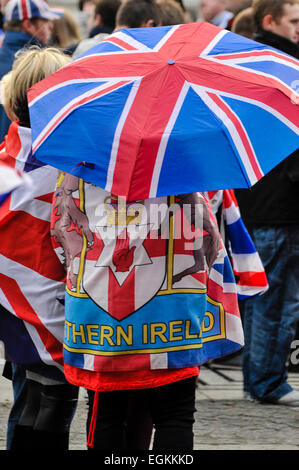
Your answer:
[1,72,13,108]
[0,72,18,122]
[157,0,186,25]
[9,46,71,121]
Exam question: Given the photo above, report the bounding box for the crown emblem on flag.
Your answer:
[104,196,144,226]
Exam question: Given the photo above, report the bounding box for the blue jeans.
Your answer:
[242,226,299,402]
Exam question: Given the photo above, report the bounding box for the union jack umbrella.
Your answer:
[28,22,299,201]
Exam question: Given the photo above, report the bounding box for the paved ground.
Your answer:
[1,359,299,451]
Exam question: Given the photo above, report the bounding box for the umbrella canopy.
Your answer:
[28,22,299,201]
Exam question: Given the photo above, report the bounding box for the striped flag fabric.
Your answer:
[0,160,30,206]
[28,22,299,201]
[206,189,268,299]
[0,122,66,380]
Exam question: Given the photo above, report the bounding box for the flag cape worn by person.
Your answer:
[51,173,244,384]
[0,122,66,380]
[205,189,268,299]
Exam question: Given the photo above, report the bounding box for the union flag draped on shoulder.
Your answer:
[0,122,66,380]
[0,159,30,206]
[205,189,268,299]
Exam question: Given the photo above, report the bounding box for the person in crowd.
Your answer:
[72,0,165,449]
[72,0,162,59]
[77,0,97,37]
[88,0,122,38]
[114,0,162,29]
[225,0,252,29]
[72,0,121,58]
[157,0,186,25]
[0,0,62,142]
[72,0,122,58]
[226,0,253,14]
[252,0,299,53]
[0,46,79,450]
[51,7,82,55]
[0,72,17,122]
[50,172,242,450]
[231,6,255,38]
[0,0,64,447]
[235,0,299,406]
[198,0,234,28]
[172,0,193,22]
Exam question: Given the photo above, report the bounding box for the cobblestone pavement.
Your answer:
[1,362,299,451]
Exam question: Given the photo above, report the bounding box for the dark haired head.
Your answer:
[95,0,122,29]
[116,0,162,28]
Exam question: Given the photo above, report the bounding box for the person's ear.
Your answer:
[262,14,276,32]
[95,13,102,26]
[22,18,35,35]
[141,19,155,27]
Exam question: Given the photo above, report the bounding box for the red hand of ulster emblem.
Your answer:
[112,228,136,272]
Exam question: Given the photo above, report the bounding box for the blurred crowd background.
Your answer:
[0,0,260,55]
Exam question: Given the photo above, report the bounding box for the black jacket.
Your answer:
[235,29,299,227]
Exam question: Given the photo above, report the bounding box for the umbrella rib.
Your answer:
[190,82,298,134]
[105,79,143,195]
[31,80,135,154]
[182,55,296,99]
[110,65,179,199]
[127,64,188,200]
[148,78,190,198]
[192,87,261,186]
[177,59,299,131]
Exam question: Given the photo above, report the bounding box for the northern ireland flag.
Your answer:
[51,175,244,372]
